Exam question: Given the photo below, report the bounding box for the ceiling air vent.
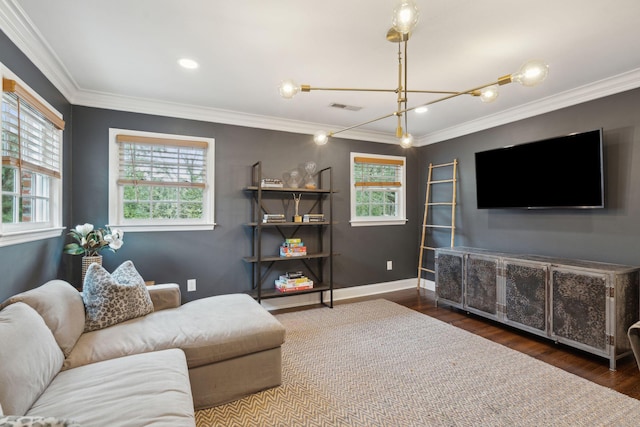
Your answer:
[329,102,362,112]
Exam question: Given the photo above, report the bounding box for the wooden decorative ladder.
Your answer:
[417,159,458,288]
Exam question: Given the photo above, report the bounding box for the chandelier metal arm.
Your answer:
[404,79,511,113]
[301,86,468,96]
[329,78,511,138]
[302,87,399,93]
[300,85,470,95]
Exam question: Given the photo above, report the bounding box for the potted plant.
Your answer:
[64,223,124,282]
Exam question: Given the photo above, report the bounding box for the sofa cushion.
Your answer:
[0,280,85,357]
[64,293,285,371]
[29,349,195,427]
[0,416,80,427]
[0,303,64,416]
[148,283,182,311]
[83,260,153,332]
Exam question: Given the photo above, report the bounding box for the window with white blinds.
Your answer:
[109,129,215,231]
[1,76,64,244]
[350,152,407,226]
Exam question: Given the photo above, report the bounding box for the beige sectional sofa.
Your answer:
[0,279,285,426]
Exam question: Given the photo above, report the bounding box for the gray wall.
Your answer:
[419,87,640,273]
[0,30,73,300]
[3,23,640,303]
[69,106,421,301]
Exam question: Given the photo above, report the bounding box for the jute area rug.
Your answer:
[196,299,640,426]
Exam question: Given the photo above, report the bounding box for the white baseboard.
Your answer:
[260,277,435,311]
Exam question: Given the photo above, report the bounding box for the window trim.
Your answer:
[349,152,407,227]
[108,128,215,232]
[0,65,64,247]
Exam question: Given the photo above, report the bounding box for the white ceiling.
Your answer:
[2,0,640,145]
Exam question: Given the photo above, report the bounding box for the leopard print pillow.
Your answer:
[0,416,80,427]
[82,261,153,332]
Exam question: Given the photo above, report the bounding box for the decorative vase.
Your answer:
[82,255,102,284]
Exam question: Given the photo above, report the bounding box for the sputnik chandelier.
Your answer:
[278,0,549,148]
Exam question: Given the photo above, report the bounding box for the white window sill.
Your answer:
[350,218,408,227]
[107,223,216,233]
[0,226,65,247]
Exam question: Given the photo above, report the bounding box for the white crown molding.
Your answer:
[72,89,401,144]
[417,68,640,146]
[0,0,78,100]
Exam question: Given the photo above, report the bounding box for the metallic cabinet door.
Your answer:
[551,268,607,351]
[465,255,498,315]
[504,261,547,333]
[435,252,463,306]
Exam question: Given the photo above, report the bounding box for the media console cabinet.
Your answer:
[435,247,640,370]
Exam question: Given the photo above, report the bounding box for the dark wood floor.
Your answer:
[275,287,640,400]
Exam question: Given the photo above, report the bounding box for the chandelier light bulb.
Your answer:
[313,130,329,145]
[392,0,420,34]
[479,85,499,103]
[399,133,414,148]
[513,60,549,87]
[279,79,300,99]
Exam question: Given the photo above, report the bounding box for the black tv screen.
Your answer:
[475,129,604,209]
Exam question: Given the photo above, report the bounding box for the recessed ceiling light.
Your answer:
[414,106,428,114]
[178,58,199,69]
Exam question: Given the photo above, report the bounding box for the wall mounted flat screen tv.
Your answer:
[475,129,604,209]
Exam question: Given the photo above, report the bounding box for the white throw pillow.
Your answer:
[0,280,85,357]
[0,303,64,416]
[82,261,153,332]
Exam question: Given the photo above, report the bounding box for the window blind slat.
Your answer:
[116,134,208,149]
[355,181,402,187]
[116,179,206,189]
[2,78,65,130]
[1,157,61,179]
[1,91,61,177]
[354,156,404,166]
[117,138,207,185]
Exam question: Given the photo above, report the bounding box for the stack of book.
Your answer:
[275,271,313,292]
[263,214,286,223]
[303,213,325,223]
[279,238,307,257]
[260,178,284,188]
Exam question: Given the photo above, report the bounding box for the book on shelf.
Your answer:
[279,246,307,257]
[303,214,325,222]
[263,214,286,223]
[275,277,314,292]
[280,238,306,257]
[278,275,311,285]
[283,271,304,279]
[260,178,284,188]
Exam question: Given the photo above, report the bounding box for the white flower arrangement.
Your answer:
[64,223,124,257]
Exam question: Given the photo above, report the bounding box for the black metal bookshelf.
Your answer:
[244,161,335,307]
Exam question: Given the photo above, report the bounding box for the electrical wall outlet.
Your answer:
[187,279,196,292]
[386,260,393,271]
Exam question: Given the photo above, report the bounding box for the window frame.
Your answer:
[108,128,215,232]
[0,66,64,247]
[349,152,407,227]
